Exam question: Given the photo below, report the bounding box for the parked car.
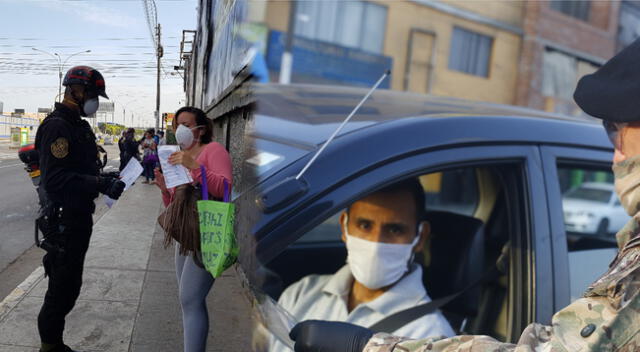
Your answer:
[234,83,619,346]
[562,182,629,236]
[103,135,113,145]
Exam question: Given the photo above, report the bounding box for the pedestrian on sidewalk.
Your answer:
[118,130,126,166]
[154,106,232,352]
[157,130,166,146]
[141,129,158,183]
[35,66,125,352]
[119,128,140,171]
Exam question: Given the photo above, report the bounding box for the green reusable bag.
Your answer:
[197,165,237,278]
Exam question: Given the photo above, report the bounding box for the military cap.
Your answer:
[574,37,640,122]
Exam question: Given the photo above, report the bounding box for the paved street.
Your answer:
[0,152,39,273]
[0,140,18,160]
[0,142,120,299]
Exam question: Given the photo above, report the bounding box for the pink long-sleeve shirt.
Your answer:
[162,142,232,206]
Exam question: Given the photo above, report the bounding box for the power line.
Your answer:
[142,0,159,50]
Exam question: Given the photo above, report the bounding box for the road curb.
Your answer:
[0,266,44,323]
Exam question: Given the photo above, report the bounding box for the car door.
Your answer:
[540,146,622,309]
[258,144,548,344]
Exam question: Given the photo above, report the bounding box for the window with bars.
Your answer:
[550,0,591,21]
[448,27,493,77]
[294,1,387,54]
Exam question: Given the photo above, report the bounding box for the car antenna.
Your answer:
[295,69,390,180]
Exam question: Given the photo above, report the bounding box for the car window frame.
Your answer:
[258,144,546,343]
[539,145,614,313]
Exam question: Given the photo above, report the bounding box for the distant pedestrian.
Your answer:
[141,129,158,184]
[157,130,166,146]
[154,106,232,352]
[153,129,160,145]
[119,128,140,171]
[118,130,126,170]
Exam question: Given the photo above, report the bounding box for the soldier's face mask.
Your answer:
[81,97,99,117]
[613,155,640,216]
[343,215,421,290]
[71,88,99,117]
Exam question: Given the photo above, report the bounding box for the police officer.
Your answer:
[35,66,125,352]
[288,38,640,352]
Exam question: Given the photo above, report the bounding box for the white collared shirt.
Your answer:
[271,264,454,351]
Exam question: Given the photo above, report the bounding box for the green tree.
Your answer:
[166,129,177,145]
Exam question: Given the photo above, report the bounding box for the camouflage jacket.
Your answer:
[363,217,640,352]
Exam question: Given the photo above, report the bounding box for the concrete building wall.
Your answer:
[264,1,290,33]
[379,0,521,105]
[436,0,525,27]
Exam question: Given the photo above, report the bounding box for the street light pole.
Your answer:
[60,50,91,101]
[32,48,91,103]
[116,99,136,127]
[155,23,163,131]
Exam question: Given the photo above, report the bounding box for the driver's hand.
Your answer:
[289,320,374,352]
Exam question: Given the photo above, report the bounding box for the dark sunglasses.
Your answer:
[603,120,627,150]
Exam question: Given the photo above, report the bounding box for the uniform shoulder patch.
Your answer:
[51,137,69,159]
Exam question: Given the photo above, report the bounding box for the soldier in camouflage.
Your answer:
[288,37,640,352]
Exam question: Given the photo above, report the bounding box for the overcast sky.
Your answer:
[0,0,198,127]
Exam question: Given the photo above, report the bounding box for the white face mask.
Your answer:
[81,97,99,117]
[175,124,202,149]
[344,216,421,290]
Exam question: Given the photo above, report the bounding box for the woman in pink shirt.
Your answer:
[154,106,232,352]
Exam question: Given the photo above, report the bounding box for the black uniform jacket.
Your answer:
[35,103,100,215]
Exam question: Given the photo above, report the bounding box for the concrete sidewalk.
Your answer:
[0,180,252,351]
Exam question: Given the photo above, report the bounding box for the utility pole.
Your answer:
[155,23,163,131]
[279,0,297,84]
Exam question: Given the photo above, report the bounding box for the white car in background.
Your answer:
[562,182,630,236]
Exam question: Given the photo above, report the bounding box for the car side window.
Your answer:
[557,165,624,301]
[295,212,342,243]
[421,169,479,217]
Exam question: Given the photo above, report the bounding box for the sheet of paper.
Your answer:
[158,145,193,188]
[252,289,298,350]
[104,158,145,208]
[120,157,144,190]
[104,194,115,208]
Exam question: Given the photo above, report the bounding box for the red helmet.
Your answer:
[62,66,108,99]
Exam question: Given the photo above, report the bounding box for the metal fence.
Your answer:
[0,114,39,140]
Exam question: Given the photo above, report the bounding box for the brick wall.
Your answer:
[516,0,620,111]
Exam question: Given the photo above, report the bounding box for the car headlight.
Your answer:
[575,211,596,218]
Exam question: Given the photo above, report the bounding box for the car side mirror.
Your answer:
[257,176,309,213]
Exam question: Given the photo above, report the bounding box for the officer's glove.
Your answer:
[97,176,125,200]
[290,320,374,352]
[100,171,120,179]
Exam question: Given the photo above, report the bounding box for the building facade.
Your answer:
[247,0,623,114]
[517,0,620,115]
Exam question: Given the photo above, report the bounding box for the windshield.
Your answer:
[564,187,611,203]
[248,138,309,181]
